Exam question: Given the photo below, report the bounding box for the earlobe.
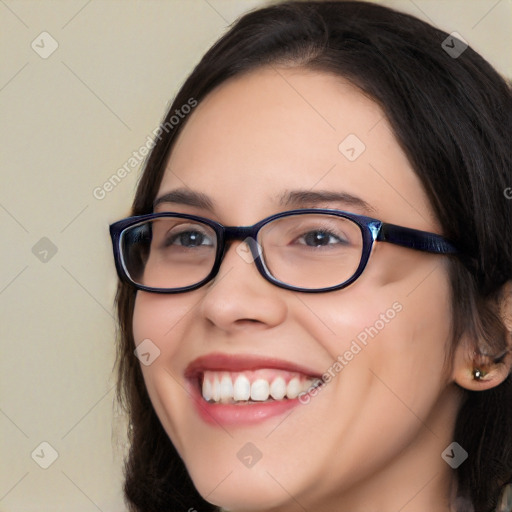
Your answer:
[452,350,510,391]
[452,280,512,392]
[499,280,512,333]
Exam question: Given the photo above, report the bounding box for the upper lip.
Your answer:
[184,352,322,379]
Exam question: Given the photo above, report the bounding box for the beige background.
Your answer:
[0,1,510,510]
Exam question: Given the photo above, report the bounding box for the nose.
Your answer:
[198,238,287,332]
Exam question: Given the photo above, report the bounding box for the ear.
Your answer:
[499,280,512,333]
[452,281,512,392]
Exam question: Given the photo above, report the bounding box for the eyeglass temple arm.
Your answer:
[377,223,458,254]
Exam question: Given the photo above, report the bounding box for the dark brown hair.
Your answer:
[114,2,512,510]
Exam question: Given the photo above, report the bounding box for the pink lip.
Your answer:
[185,352,321,377]
[184,353,322,427]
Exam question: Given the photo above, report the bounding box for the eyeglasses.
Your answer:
[109,209,458,294]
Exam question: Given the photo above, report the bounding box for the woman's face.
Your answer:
[132,67,459,510]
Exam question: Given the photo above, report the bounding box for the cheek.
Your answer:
[293,256,454,421]
[131,292,198,444]
[323,251,453,365]
[294,277,452,363]
[279,263,455,484]
[132,291,196,347]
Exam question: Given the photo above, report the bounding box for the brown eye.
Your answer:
[166,230,212,247]
[299,230,346,247]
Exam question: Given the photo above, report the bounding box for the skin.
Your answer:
[131,66,507,511]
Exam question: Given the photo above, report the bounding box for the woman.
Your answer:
[110,1,512,511]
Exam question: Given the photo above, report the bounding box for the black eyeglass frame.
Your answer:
[109,208,458,294]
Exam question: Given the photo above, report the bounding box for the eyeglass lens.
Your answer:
[120,214,364,291]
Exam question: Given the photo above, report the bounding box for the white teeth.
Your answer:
[202,377,212,402]
[212,374,220,402]
[251,379,270,401]
[269,376,287,400]
[311,378,323,389]
[286,377,301,399]
[201,371,319,404]
[220,373,233,403]
[233,375,251,401]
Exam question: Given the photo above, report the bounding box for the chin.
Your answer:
[192,471,298,512]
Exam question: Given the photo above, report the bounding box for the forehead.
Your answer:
[159,66,437,230]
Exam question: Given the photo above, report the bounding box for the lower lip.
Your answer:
[188,381,303,426]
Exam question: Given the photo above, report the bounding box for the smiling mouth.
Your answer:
[185,354,324,425]
[199,369,323,404]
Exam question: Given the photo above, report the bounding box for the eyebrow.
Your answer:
[153,188,376,215]
[279,190,377,214]
[153,188,214,211]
